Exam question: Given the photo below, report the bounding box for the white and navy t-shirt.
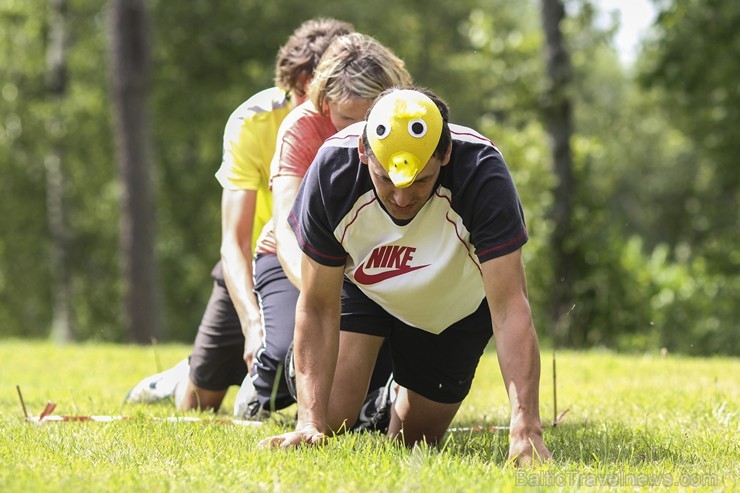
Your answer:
[289,122,527,334]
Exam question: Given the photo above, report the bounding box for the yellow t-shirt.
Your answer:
[215,87,293,249]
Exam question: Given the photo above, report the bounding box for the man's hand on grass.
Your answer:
[508,433,552,466]
[258,424,327,449]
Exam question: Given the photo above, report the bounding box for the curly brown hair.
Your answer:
[274,18,354,97]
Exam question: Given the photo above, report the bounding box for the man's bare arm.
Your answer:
[220,189,263,371]
[271,175,304,290]
[258,255,345,448]
[481,249,551,465]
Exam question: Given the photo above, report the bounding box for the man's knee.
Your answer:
[177,379,228,412]
[387,387,461,446]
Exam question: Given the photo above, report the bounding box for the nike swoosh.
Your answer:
[354,263,430,285]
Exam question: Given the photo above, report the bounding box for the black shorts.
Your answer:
[189,263,247,390]
[340,279,492,404]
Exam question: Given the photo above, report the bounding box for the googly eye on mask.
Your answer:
[408,118,427,138]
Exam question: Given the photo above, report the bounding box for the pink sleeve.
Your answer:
[273,115,333,179]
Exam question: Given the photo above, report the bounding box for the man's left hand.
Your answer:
[258,424,327,449]
[508,433,551,466]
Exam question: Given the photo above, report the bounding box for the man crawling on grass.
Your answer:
[259,87,552,466]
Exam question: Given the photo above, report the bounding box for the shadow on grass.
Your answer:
[442,419,690,466]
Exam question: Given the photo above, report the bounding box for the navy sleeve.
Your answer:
[288,150,348,267]
[451,142,528,263]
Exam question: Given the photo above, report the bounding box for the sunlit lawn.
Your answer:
[0,340,736,492]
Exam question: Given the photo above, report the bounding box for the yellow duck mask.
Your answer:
[367,90,443,188]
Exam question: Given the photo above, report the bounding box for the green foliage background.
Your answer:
[0,0,737,354]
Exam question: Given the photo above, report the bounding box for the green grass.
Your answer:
[0,340,736,492]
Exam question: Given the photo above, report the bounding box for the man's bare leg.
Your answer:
[176,377,228,412]
[326,332,385,433]
[388,387,461,447]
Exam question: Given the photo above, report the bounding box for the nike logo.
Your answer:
[354,245,430,285]
[354,263,429,284]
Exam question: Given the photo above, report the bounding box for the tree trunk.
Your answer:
[108,0,161,343]
[540,0,576,345]
[46,0,74,343]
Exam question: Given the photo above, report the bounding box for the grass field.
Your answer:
[0,340,736,492]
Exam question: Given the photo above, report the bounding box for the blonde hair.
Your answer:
[308,33,413,116]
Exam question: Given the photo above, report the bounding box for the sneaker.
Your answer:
[285,342,298,401]
[233,374,270,420]
[352,375,394,434]
[125,358,189,404]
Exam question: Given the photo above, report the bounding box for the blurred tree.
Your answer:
[0,0,52,338]
[45,0,75,343]
[540,0,575,343]
[543,1,671,348]
[109,0,161,343]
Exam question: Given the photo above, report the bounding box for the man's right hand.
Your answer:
[243,319,264,373]
[257,424,327,449]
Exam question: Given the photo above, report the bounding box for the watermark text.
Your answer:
[515,471,720,488]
